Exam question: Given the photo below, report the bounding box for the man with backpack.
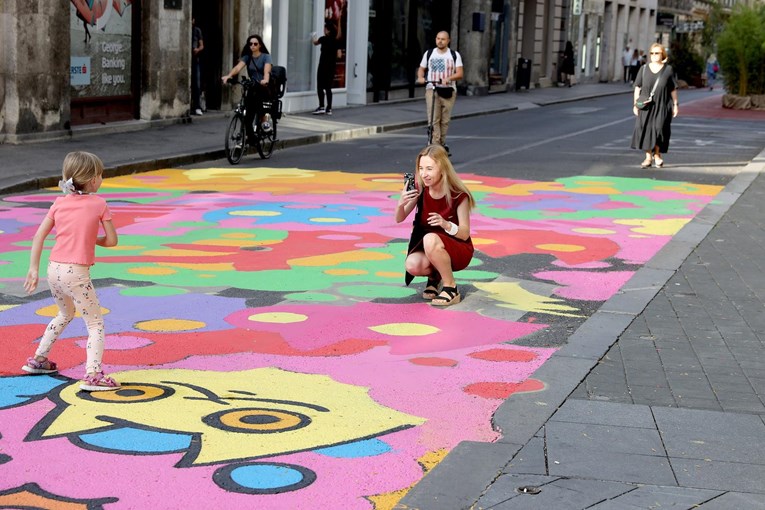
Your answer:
[417,31,463,149]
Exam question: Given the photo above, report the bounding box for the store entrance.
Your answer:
[192,0,223,111]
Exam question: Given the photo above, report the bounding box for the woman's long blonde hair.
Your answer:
[415,144,475,210]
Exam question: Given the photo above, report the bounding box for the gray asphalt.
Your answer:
[3,83,764,509]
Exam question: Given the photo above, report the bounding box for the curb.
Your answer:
[397,146,765,510]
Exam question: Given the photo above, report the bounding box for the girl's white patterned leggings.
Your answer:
[35,261,105,375]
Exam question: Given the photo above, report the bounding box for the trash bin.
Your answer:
[516,58,531,90]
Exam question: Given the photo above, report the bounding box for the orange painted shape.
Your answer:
[464,379,546,399]
[468,348,537,363]
[409,357,458,367]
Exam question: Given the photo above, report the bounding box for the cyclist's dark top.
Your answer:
[241,53,272,82]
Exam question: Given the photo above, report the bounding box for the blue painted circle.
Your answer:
[213,462,317,494]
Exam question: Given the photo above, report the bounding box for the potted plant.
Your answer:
[716,3,765,109]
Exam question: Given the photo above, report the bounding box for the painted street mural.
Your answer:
[0,168,721,509]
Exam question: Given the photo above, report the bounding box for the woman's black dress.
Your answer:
[631,64,677,153]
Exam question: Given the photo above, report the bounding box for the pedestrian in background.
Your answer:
[222,34,273,143]
[191,17,204,116]
[706,54,719,91]
[622,46,632,83]
[629,49,640,83]
[312,21,340,116]
[395,144,475,307]
[416,31,464,150]
[560,41,575,87]
[631,43,679,168]
[21,151,120,392]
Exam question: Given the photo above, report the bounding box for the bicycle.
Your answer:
[224,77,282,164]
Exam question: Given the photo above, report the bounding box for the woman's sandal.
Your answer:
[422,276,441,300]
[431,286,461,307]
[654,156,664,168]
[22,357,58,374]
[80,371,121,392]
[640,156,653,168]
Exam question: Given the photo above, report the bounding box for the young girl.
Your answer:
[22,151,120,391]
[395,144,475,306]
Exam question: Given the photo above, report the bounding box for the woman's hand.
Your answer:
[398,187,419,208]
[427,212,447,229]
[222,75,231,84]
[633,105,638,116]
[673,103,679,118]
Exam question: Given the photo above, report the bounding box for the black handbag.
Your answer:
[635,66,663,110]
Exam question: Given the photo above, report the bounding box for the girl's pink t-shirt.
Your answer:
[47,194,112,266]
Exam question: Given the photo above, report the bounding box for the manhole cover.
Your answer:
[516,486,541,495]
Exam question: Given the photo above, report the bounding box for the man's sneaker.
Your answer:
[325,109,332,116]
[193,109,203,116]
[312,107,325,115]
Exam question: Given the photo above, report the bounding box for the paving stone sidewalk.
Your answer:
[479,172,765,509]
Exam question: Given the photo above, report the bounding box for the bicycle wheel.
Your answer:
[257,122,276,159]
[225,114,246,165]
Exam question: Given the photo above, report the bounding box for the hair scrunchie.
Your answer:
[59,178,78,194]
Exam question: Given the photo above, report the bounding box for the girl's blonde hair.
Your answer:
[62,151,104,193]
[416,144,475,209]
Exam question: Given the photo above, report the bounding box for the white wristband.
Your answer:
[445,222,459,236]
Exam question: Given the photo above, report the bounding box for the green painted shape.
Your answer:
[120,286,187,297]
[283,292,339,302]
[337,284,415,299]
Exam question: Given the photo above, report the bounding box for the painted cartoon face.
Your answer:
[34,368,424,466]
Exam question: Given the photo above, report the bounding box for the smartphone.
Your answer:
[404,173,416,192]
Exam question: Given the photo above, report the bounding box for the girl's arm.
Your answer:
[395,186,419,224]
[96,219,118,247]
[24,217,54,293]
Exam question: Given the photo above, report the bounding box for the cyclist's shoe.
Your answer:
[312,107,325,115]
[325,109,332,116]
[261,121,272,132]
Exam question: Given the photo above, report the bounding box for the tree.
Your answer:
[716,3,765,96]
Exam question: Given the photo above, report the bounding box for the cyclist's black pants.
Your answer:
[244,83,271,142]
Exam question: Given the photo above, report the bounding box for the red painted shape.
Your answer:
[464,379,545,399]
[468,348,537,363]
[409,357,458,367]
[0,324,382,375]
[474,229,619,265]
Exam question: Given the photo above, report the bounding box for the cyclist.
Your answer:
[222,34,273,145]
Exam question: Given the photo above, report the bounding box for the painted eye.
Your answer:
[77,383,175,403]
[202,408,311,433]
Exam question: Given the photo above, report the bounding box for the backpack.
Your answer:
[270,65,287,98]
[426,47,458,63]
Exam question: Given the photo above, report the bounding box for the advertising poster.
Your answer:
[325,0,348,88]
[70,0,133,99]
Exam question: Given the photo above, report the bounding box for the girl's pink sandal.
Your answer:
[80,372,120,392]
[22,357,58,374]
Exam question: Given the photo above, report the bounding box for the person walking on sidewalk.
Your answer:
[21,151,120,392]
[560,41,575,87]
[622,46,632,83]
[191,17,205,116]
[416,31,463,149]
[222,34,273,143]
[312,21,341,116]
[395,144,475,307]
[631,43,679,169]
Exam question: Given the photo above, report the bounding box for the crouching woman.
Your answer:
[395,144,476,306]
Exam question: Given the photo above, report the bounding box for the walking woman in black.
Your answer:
[631,43,679,168]
[311,21,340,115]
